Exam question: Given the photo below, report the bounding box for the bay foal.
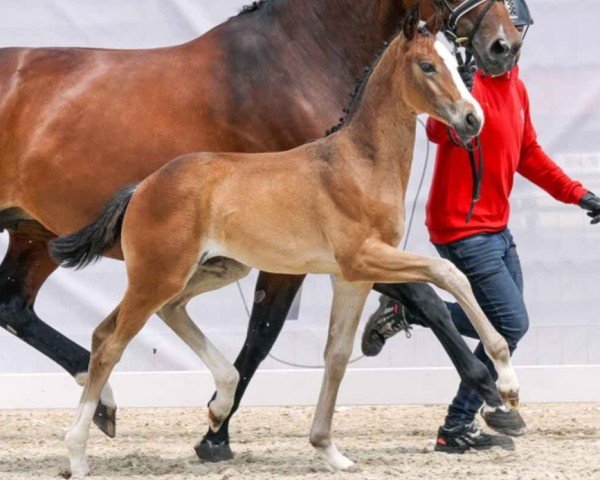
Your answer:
[0,0,522,444]
[52,8,519,476]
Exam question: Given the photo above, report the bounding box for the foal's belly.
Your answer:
[206,210,340,275]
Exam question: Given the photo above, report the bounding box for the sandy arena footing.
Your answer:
[0,403,598,480]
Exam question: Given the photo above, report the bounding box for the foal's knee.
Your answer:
[430,258,470,292]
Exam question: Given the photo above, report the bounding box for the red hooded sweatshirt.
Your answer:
[425,66,588,244]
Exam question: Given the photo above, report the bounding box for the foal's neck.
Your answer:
[341,41,417,188]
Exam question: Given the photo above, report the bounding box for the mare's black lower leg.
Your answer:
[0,223,114,436]
[373,282,525,435]
[196,272,305,462]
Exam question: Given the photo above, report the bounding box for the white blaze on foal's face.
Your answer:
[432,40,484,137]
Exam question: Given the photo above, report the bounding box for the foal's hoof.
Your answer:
[481,405,527,437]
[93,402,117,438]
[501,390,520,409]
[195,437,234,463]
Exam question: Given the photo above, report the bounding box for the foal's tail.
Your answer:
[50,184,138,269]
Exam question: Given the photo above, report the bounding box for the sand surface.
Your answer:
[1,404,598,480]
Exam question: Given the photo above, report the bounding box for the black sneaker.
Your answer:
[361,295,412,357]
[435,421,515,454]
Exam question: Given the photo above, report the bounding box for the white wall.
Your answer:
[0,0,598,406]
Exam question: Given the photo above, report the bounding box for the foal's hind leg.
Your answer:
[157,258,250,432]
[66,234,201,477]
[66,273,191,478]
[198,271,305,463]
[310,277,371,471]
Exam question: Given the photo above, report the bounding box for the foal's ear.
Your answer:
[403,3,421,41]
[425,0,444,35]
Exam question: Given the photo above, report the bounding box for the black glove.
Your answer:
[579,192,600,224]
[458,63,477,92]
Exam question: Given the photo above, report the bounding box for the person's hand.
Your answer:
[579,192,600,224]
[458,63,477,92]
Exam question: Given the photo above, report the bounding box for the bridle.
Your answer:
[442,0,502,50]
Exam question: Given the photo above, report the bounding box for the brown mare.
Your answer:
[51,8,520,475]
[0,0,523,456]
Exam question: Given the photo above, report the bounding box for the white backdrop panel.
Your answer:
[0,0,598,378]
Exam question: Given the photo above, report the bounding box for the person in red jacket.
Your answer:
[361,6,600,454]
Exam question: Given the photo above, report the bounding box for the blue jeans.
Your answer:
[434,228,529,428]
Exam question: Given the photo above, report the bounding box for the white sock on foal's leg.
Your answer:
[316,442,357,472]
[66,400,97,478]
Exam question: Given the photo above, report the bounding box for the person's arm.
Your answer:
[516,85,589,205]
[516,83,600,223]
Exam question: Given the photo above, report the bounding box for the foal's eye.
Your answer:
[420,62,436,74]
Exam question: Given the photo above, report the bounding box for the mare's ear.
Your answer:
[425,0,444,35]
[403,3,421,41]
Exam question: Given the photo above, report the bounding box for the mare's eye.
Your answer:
[420,62,436,74]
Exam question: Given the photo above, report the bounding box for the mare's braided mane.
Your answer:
[238,0,269,15]
[325,42,390,137]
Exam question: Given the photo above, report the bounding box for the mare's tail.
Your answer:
[49,184,137,269]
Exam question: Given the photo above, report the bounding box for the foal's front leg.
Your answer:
[345,242,520,407]
[310,277,371,471]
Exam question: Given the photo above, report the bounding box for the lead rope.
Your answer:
[450,46,484,223]
[465,136,484,223]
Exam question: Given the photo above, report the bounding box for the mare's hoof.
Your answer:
[195,438,234,463]
[93,402,117,438]
[481,405,526,437]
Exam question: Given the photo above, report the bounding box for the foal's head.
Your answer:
[394,5,484,141]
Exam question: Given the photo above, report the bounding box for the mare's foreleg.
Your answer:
[157,259,251,434]
[197,271,305,462]
[373,282,525,434]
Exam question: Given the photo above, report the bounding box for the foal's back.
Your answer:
[124,142,346,275]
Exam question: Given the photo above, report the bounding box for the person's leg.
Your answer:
[437,231,529,431]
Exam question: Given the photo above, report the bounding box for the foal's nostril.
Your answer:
[466,113,478,130]
[490,38,511,58]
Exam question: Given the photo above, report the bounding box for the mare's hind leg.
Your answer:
[310,277,371,471]
[0,222,115,436]
[157,258,250,432]
[197,272,305,462]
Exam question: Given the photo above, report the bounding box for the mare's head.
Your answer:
[395,4,483,140]
[428,0,523,75]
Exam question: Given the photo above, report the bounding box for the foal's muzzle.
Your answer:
[451,100,483,141]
